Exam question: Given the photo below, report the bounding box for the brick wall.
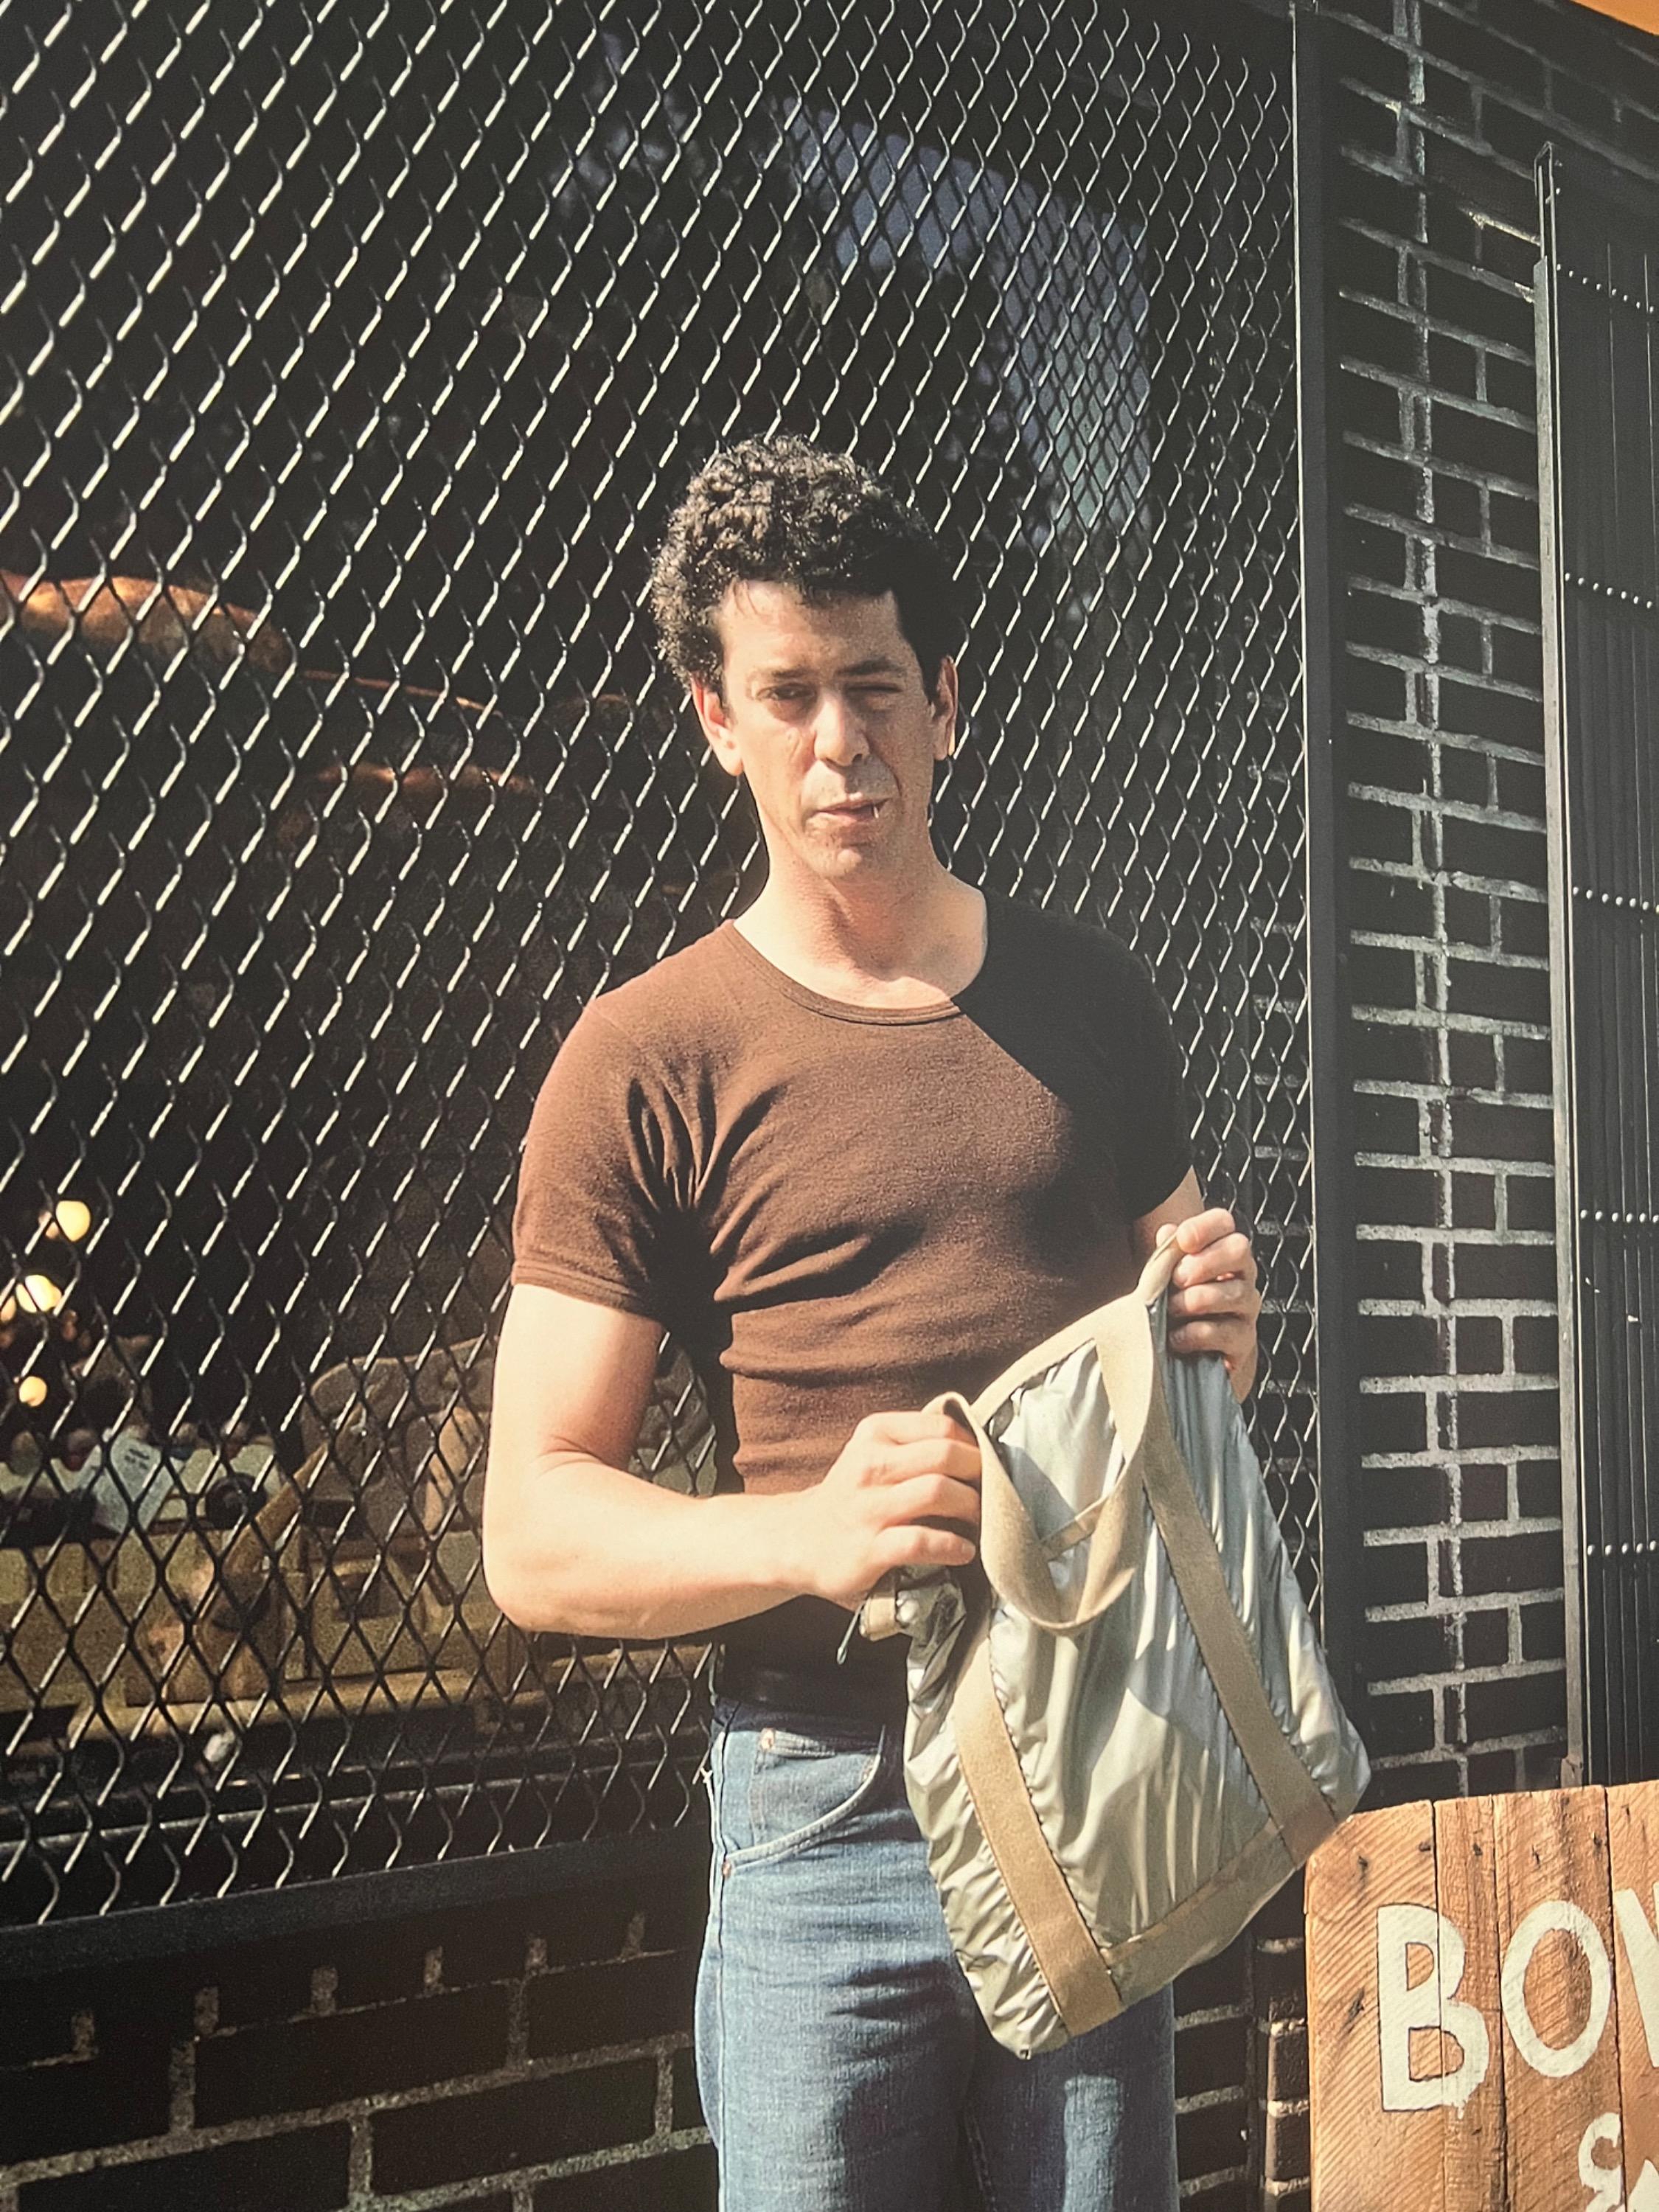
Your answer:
[0,1864,1270,2210]
[1317,0,1659,1800]
[0,1860,712,2211]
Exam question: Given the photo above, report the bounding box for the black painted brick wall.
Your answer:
[1261,4,1659,2201]
[0,1866,713,2212]
[1321,0,1659,1806]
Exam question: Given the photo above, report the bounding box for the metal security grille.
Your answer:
[1538,147,1659,1787]
[1,0,1308,1927]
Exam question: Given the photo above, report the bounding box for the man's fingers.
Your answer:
[888,1523,979,1571]
[855,1419,979,1485]
[1169,1276,1261,1318]
[861,1435,980,1481]
[1167,1318,1250,1359]
[883,1470,981,1525]
[868,1408,977,1448]
[1172,1206,1235,1254]
[1172,1231,1256,1288]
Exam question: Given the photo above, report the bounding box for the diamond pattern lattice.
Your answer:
[0,0,1309,1921]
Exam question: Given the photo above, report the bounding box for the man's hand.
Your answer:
[788,1409,981,1612]
[1159,1208,1262,1401]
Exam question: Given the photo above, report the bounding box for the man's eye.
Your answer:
[853,686,901,704]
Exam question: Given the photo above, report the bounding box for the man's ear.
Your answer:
[931,655,961,762]
[690,676,742,779]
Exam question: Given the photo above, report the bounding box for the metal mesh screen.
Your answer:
[1,0,1307,1923]
[1538,147,1659,1787]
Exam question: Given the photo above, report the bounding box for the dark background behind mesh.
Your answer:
[0,0,1312,1921]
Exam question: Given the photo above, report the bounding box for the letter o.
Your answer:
[1500,1901,1613,2079]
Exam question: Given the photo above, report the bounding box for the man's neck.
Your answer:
[734,865,987,1009]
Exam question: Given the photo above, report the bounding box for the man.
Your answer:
[484,438,1262,2210]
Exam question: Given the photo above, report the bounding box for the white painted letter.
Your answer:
[1500,1899,1613,2078]
[1377,1903,1491,2112]
[1579,2110,1624,2212]
[1615,1887,1659,2066]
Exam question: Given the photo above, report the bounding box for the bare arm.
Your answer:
[1130,1169,1262,1403]
[481,1284,979,1638]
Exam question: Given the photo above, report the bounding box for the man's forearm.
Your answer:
[482,1451,813,1639]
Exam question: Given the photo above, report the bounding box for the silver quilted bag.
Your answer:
[865,1240,1368,2058]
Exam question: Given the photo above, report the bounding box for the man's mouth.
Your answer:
[817,797,883,819]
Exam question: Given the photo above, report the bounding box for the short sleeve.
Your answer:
[510,1007,686,1324]
[1113,956,1197,1220]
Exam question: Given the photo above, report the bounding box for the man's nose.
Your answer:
[812,692,869,764]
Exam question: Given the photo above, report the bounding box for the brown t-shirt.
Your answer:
[510,893,1194,1688]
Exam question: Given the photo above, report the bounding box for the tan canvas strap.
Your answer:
[952,1627,1124,2037]
[933,1243,1179,1637]
[1124,1335,1337,1863]
[941,1383,1156,1632]
[929,1388,1140,1634]
[1130,1234,1183,1313]
[860,1579,902,1641]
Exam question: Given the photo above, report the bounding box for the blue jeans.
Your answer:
[696,1698,1179,2212]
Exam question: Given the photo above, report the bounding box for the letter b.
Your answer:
[1377,1903,1492,2112]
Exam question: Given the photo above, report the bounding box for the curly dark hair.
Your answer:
[648,437,961,696]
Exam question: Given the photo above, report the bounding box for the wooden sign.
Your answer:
[1568,0,1659,35]
[1308,1787,1659,2212]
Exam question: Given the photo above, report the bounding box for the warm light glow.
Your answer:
[15,1276,63,1317]
[17,1375,46,1408]
[46,1200,92,1243]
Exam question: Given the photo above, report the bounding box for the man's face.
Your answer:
[690,582,958,889]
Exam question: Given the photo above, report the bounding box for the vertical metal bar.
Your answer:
[1293,1,1364,1721]
[1608,230,1650,1778]
[1535,147,1589,1784]
[1594,234,1631,1779]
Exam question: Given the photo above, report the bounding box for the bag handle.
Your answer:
[931,1238,1337,1857]
[1128,1344,1338,1859]
[937,1240,1181,1635]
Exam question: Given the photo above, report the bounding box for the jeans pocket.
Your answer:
[712,1705,888,1867]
